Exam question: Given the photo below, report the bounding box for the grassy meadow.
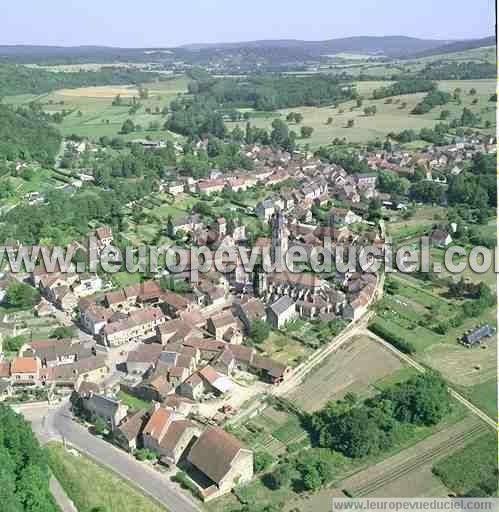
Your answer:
[4,76,189,141]
[46,443,166,512]
[226,78,496,147]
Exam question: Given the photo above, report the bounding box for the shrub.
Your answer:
[368,322,416,354]
[171,472,199,497]
[254,451,273,473]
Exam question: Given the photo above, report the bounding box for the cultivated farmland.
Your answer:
[4,76,189,141]
[287,335,406,412]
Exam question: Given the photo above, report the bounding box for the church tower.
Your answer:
[271,207,289,268]
[253,261,267,297]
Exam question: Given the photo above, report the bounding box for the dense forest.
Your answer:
[371,79,435,99]
[190,74,357,110]
[165,96,227,139]
[0,64,162,96]
[0,404,59,512]
[0,104,61,164]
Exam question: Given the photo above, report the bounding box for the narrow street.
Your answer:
[15,401,202,512]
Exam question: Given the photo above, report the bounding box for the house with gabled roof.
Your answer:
[141,404,198,466]
[187,426,253,501]
[81,393,128,430]
[267,296,297,329]
[234,298,266,332]
[207,312,239,340]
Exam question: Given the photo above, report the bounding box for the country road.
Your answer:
[15,401,202,512]
[361,328,497,430]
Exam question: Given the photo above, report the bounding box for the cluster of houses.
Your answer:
[0,337,108,401]
[364,135,496,180]
[75,382,253,501]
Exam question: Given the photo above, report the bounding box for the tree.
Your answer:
[439,110,450,120]
[302,465,322,491]
[461,107,478,127]
[300,126,314,139]
[254,451,273,473]
[326,117,333,125]
[50,326,75,339]
[267,463,293,489]
[469,88,477,95]
[166,214,175,239]
[3,335,26,353]
[93,416,107,436]
[120,118,135,134]
[364,106,377,116]
[248,320,270,344]
[382,373,451,426]
[271,118,289,146]
[0,404,58,512]
[347,119,354,128]
[5,282,40,309]
[367,197,382,222]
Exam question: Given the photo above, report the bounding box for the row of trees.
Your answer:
[191,74,356,110]
[371,79,435,99]
[0,63,163,96]
[411,89,452,115]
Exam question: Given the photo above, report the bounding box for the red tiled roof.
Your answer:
[11,357,38,374]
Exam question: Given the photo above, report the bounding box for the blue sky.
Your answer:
[2,0,495,47]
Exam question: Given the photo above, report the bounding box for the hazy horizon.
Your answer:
[2,0,495,48]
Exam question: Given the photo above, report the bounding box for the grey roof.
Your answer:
[31,340,93,363]
[259,198,275,209]
[159,351,179,367]
[269,296,295,316]
[463,324,495,344]
[0,380,11,393]
[84,394,122,416]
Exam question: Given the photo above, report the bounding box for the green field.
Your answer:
[215,401,470,512]
[432,432,497,496]
[456,379,497,420]
[4,76,189,141]
[46,442,166,512]
[374,273,495,353]
[226,79,495,147]
[373,367,420,391]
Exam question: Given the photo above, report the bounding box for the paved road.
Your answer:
[16,401,201,512]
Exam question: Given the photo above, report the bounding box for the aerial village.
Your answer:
[0,133,495,501]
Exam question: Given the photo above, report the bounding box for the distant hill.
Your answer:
[0,45,168,64]
[181,35,454,58]
[406,36,495,59]
[0,35,494,67]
